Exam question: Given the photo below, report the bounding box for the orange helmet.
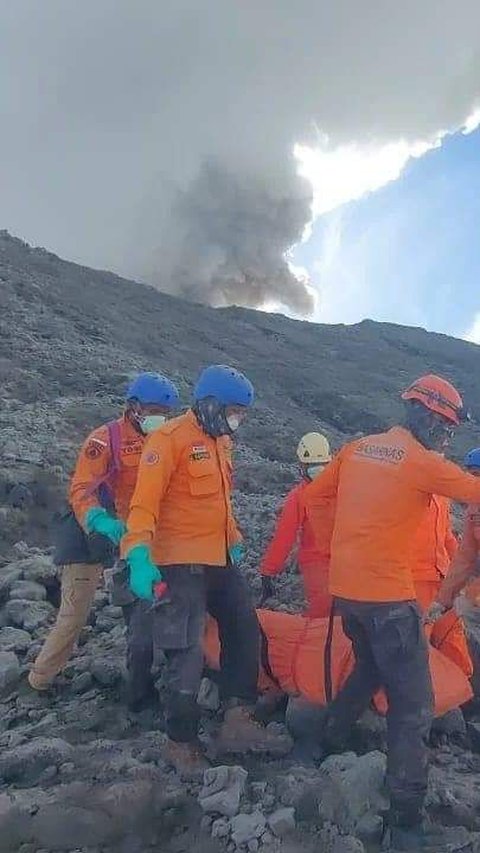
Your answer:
[401,374,467,426]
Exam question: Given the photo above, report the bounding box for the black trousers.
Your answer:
[126,564,259,741]
[326,598,434,819]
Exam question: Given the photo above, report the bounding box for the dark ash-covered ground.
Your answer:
[3,230,480,851]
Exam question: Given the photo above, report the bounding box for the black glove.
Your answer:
[260,576,275,605]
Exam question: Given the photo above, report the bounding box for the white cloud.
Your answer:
[463,108,480,134]
[294,109,480,328]
[295,137,433,218]
[296,107,480,221]
[464,313,480,344]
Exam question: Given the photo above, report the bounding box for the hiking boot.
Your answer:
[126,684,159,714]
[382,813,444,851]
[383,824,434,851]
[27,671,52,692]
[217,705,293,756]
[21,674,56,707]
[163,739,210,780]
[285,696,328,741]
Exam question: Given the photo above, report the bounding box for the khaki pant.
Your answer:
[28,562,102,690]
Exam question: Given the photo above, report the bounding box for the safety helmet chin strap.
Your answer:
[125,402,145,435]
[193,398,232,438]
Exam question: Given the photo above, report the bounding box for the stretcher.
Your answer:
[204,609,473,717]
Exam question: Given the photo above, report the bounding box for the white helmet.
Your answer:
[296,432,332,465]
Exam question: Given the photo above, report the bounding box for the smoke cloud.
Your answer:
[154,159,314,313]
[0,1,479,312]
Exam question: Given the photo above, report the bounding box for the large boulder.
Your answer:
[0,790,35,851]
[0,737,74,785]
[0,569,23,604]
[0,651,20,695]
[199,766,248,817]
[30,803,113,850]
[318,751,388,836]
[267,807,296,838]
[8,580,47,602]
[0,775,188,852]
[230,811,266,846]
[2,599,54,631]
[275,765,323,821]
[0,627,32,654]
[15,555,58,586]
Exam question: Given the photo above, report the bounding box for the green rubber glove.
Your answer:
[84,507,126,545]
[228,542,245,565]
[126,544,162,601]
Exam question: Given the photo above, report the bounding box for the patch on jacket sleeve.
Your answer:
[190,445,211,461]
[85,437,107,460]
[145,450,160,466]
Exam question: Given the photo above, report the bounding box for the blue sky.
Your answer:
[295,128,480,341]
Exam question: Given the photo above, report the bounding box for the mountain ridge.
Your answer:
[1,228,480,560]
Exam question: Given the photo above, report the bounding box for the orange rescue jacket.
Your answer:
[122,410,241,566]
[437,504,480,608]
[305,426,480,602]
[260,481,334,576]
[69,416,145,527]
[411,495,458,582]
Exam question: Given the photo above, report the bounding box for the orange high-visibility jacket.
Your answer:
[70,416,145,526]
[437,504,480,608]
[122,410,241,566]
[305,426,480,602]
[259,481,335,576]
[411,495,458,582]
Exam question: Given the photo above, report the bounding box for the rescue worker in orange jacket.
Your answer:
[426,447,480,622]
[305,374,480,851]
[28,372,179,691]
[259,432,335,617]
[121,365,291,776]
[412,495,473,677]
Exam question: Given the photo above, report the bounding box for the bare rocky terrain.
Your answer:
[2,229,480,852]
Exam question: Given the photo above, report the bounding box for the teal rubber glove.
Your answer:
[84,507,126,545]
[126,544,162,601]
[229,542,245,565]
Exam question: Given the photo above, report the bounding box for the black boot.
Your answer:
[382,809,442,851]
[126,682,158,713]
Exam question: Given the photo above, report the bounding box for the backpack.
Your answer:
[52,421,123,567]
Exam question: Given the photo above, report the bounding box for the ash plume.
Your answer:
[0,1,479,312]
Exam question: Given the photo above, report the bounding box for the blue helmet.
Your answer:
[126,372,179,408]
[193,365,254,407]
[464,447,480,471]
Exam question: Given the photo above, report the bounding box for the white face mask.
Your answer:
[226,414,242,432]
[140,414,166,434]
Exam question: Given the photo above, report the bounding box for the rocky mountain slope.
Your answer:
[2,230,480,853]
[1,228,480,565]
